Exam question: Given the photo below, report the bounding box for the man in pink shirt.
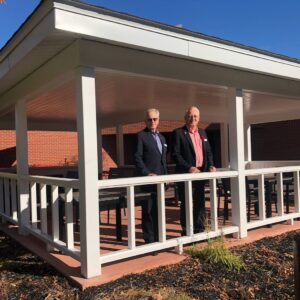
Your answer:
[172,106,216,234]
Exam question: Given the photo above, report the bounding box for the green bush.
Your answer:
[187,235,246,272]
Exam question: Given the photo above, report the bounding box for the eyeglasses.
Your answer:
[187,115,199,119]
[147,118,158,122]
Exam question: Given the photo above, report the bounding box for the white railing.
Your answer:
[97,170,239,264]
[20,175,80,260]
[1,165,300,276]
[245,165,300,229]
[0,172,18,224]
[0,172,81,261]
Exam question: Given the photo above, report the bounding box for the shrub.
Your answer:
[186,235,246,272]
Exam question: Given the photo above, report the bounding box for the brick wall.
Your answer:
[0,121,219,170]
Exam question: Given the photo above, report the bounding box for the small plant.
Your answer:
[187,234,246,272]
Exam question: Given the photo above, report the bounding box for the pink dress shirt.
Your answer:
[189,128,203,167]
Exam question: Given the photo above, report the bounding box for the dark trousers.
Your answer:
[178,180,206,233]
[141,190,158,243]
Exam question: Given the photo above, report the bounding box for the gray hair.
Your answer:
[184,106,200,118]
[145,108,160,119]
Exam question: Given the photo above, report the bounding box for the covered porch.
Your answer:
[1,0,300,281]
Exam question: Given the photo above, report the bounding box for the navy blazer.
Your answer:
[134,128,168,176]
[172,126,214,173]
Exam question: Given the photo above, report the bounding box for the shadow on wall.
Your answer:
[0,147,16,167]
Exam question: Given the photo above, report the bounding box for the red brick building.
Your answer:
[1,119,298,171]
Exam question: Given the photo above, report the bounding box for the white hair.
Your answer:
[145,108,160,118]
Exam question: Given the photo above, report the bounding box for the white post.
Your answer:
[116,125,124,166]
[157,183,166,242]
[184,181,193,236]
[220,123,229,168]
[294,171,300,213]
[15,99,30,234]
[276,172,284,216]
[258,174,266,221]
[76,66,101,278]
[228,88,247,238]
[126,185,136,249]
[209,179,218,232]
[244,124,252,162]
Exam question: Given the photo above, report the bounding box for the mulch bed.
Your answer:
[0,229,298,299]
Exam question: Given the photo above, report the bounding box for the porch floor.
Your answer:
[1,199,300,289]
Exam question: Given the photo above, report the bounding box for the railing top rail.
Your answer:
[20,175,79,188]
[98,170,238,189]
[0,172,18,180]
[244,165,300,176]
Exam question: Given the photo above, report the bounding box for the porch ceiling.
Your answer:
[0,71,300,131]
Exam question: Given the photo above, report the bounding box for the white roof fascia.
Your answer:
[54,2,300,82]
[0,1,52,59]
[0,11,56,80]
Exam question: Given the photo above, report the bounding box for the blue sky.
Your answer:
[1,0,300,59]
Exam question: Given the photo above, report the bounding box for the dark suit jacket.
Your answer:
[134,128,168,176]
[172,126,214,173]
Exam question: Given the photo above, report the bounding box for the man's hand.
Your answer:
[189,166,200,173]
[148,173,157,176]
[209,166,217,172]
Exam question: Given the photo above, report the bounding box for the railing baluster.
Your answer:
[65,187,74,249]
[276,173,284,216]
[294,171,300,213]
[0,179,4,214]
[157,183,166,242]
[51,185,59,241]
[40,183,47,234]
[209,179,218,231]
[30,182,38,229]
[258,174,266,220]
[11,180,18,221]
[127,186,136,249]
[184,181,193,236]
[4,179,10,217]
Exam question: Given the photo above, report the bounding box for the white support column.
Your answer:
[244,124,252,163]
[228,88,247,238]
[76,66,101,278]
[116,125,124,166]
[220,123,229,168]
[15,99,30,234]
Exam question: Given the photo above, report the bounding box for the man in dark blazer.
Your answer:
[172,106,216,234]
[135,108,168,243]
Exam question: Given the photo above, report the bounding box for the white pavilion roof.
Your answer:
[1,0,300,130]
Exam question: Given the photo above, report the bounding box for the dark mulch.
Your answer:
[0,230,297,299]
